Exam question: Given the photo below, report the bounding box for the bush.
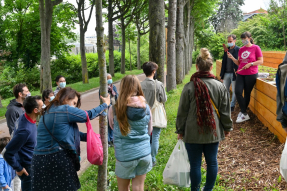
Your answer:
[192,49,200,64]
[0,64,40,98]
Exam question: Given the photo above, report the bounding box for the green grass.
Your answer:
[0,69,142,118]
[79,64,234,191]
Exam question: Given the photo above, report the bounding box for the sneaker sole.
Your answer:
[236,118,250,123]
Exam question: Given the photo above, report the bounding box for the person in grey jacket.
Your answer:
[141,61,167,167]
[176,48,232,191]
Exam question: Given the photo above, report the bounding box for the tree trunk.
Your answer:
[184,1,190,75]
[189,18,194,69]
[80,27,89,83]
[137,31,141,70]
[176,1,184,84]
[120,17,126,74]
[96,0,108,189]
[108,0,115,76]
[149,0,165,83]
[40,0,61,92]
[166,0,177,92]
[0,97,3,108]
[129,38,132,71]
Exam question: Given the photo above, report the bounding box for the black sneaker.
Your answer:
[231,107,235,112]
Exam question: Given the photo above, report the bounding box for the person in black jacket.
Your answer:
[220,34,240,112]
[5,84,31,135]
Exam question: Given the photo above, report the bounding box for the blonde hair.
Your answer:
[115,75,144,136]
[196,48,213,72]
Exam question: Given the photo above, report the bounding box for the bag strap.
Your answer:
[153,80,157,105]
[42,113,71,151]
[210,98,220,118]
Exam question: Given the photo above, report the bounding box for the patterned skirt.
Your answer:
[31,150,81,191]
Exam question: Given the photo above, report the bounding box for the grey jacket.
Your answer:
[276,52,287,128]
[5,99,25,135]
[176,78,233,144]
[141,78,167,108]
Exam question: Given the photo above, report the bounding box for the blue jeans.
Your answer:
[151,127,161,163]
[223,73,236,107]
[185,142,219,191]
[19,165,32,191]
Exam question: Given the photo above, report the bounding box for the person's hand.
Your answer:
[16,168,28,176]
[220,79,223,83]
[243,63,252,69]
[100,94,111,106]
[227,52,234,60]
[177,134,183,140]
[224,131,230,137]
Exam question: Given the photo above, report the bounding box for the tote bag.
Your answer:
[151,80,167,128]
[85,111,103,165]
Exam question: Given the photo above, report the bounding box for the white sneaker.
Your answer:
[236,113,250,123]
[237,112,242,120]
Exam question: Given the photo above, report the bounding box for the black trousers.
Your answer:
[235,73,258,114]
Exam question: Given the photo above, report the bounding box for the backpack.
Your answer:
[276,61,287,115]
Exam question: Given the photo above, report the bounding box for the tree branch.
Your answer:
[52,0,63,7]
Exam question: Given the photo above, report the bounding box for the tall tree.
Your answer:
[210,0,244,33]
[176,0,188,84]
[107,0,133,76]
[39,0,63,92]
[166,0,177,92]
[76,0,95,84]
[96,0,108,189]
[149,0,165,83]
[135,0,149,70]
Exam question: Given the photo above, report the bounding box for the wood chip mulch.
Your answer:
[212,105,287,190]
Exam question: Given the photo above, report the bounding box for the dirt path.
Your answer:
[213,105,287,190]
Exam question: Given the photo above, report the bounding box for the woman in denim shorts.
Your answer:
[108,75,153,190]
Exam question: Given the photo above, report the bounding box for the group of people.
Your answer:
[220,31,263,123]
[0,30,264,191]
[0,64,167,191]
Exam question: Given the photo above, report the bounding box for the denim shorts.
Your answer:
[115,154,152,179]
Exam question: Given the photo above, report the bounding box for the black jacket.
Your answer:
[220,45,240,81]
[5,99,25,135]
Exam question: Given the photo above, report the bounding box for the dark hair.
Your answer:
[227,34,236,40]
[55,75,65,82]
[142,61,158,77]
[44,87,81,113]
[0,137,11,152]
[13,83,27,99]
[23,96,42,114]
[196,48,213,72]
[42,89,54,102]
[241,31,254,44]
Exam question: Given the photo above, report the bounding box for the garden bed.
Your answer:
[216,57,286,143]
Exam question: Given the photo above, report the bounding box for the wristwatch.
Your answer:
[251,62,254,66]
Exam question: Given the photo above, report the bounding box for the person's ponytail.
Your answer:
[250,37,254,44]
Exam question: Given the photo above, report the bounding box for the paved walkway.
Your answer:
[0,73,147,175]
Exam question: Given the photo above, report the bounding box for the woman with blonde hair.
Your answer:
[176,48,233,191]
[108,75,153,191]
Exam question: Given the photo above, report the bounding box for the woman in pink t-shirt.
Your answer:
[227,31,263,123]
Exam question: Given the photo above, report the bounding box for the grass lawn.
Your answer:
[79,64,233,190]
[0,69,143,118]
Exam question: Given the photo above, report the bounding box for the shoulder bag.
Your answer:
[151,80,167,128]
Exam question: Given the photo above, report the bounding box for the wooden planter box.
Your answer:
[262,51,285,69]
[216,57,287,143]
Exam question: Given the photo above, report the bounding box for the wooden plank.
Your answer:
[263,57,283,64]
[254,79,277,101]
[251,88,277,115]
[250,96,287,142]
[262,62,279,69]
[249,104,286,143]
[263,52,285,59]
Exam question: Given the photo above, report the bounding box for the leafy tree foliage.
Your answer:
[210,0,244,33]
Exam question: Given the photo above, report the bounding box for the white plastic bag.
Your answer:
[163,140,190,187]
[280,140,287,181]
